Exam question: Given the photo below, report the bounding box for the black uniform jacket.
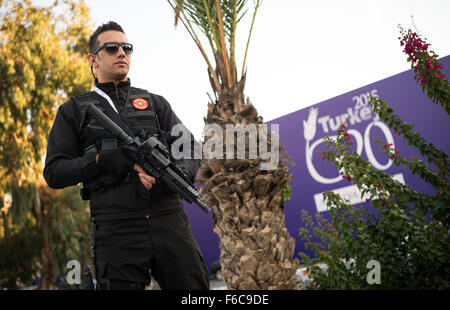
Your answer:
[43,79,201,220]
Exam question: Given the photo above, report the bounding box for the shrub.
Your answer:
[298,27,450,289]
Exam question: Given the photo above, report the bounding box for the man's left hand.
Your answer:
[134,164,155,190]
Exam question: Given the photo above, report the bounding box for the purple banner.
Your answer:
[184,55,450,271]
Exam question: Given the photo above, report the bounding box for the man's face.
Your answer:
[89,30,131,83]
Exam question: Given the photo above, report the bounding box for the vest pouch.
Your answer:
[82,177,106,198]
[97,173,122,188]
[90,183,141,216]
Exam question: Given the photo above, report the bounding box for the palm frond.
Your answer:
[169,0,221,94]
[169,0,260,90]
[241,0,262,78]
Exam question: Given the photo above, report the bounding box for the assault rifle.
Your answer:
[86,103,211,214]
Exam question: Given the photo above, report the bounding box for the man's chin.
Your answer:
[112,72,128,82]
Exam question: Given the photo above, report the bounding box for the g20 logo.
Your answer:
[303,106,394,185]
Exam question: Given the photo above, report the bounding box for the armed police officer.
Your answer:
[44,21,210,290]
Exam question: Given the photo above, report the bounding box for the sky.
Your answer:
[35,0,450,140]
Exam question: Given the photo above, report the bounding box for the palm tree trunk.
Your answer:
[197,74,299,290]
[169,0,299,290]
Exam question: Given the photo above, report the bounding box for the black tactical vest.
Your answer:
[75,87,161,146]
[73,87,162,204]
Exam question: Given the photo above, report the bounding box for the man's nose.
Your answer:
[117,46,126,57]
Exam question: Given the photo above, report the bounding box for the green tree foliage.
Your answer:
[0,222,43,289]
[298,28,450,289]
[37,182,92,290]
[0,0,94,289]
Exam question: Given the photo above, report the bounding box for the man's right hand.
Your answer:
[96,147,134,178]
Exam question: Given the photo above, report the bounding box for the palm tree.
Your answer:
[167,0,299,289]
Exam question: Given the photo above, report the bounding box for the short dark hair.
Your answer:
[89,21,125,54]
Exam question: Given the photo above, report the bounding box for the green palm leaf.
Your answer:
[169,0,259,88]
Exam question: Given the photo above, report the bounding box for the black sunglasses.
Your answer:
[94,42,133,55]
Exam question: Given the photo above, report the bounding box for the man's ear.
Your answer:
[88,53,98,68]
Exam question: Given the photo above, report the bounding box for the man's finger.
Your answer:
[139,173,155,184]
[139,173,156,190]
[134,164,144,173]
[139,178,152,190]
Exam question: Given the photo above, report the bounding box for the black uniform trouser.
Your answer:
[92,209,210,290]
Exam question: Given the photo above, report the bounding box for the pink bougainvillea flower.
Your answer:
[342,175,351,182]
